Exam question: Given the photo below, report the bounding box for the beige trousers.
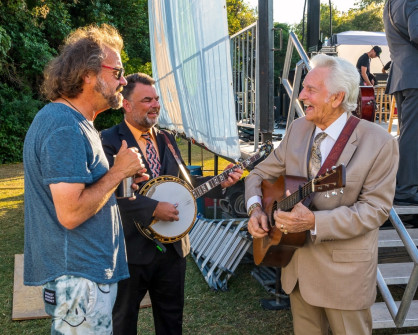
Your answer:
[289,284,372,335]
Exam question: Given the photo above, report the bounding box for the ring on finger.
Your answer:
[284,229,288,235]
[280,224,284,230]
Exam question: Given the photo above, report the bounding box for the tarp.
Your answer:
[148,0,241,160]
[331,31,388,46]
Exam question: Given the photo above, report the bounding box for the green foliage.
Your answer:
[292,1,385,49]
[355,0,386,10]
[341,3,385,32]
[273,23,301,93]
[0,84,44,163]
[94,108,124,132]
[0,26,12,73]
[0,0,255,163]
[0,0,151,163]
[226,0,257,35]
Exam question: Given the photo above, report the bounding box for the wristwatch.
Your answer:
[247,203,262,217]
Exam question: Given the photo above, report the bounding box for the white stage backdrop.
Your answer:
[148,0,241,160]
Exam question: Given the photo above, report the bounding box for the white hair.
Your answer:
[309,54,360,113]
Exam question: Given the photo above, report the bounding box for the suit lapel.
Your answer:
[118,121,151,172]
[118,121,140,150]
[299,122,316,178]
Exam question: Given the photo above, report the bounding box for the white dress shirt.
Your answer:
[246,112,349,223]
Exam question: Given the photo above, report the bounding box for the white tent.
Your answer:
[331,31,390,74]
[331,31,388,46]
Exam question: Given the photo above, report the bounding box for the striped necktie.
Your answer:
[141,132,161,178]
[309,132,327,180]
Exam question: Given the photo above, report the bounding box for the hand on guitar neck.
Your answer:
[247,190,315,238]
[220,163,243,189]
[273,191,315,234]
[248,165,345,267]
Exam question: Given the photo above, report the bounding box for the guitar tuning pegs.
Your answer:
[340,188,344,194]
[325,191,330,198]
[331,190,337,196]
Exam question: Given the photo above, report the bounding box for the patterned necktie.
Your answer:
[309,132,327,180]
[141,133,161,178]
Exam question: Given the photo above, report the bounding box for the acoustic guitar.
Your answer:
[252,164,346,268]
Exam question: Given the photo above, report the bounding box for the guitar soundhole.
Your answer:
[270,201,277,227]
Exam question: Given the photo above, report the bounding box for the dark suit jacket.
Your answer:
[101,122,223,265]
[383,0,418,93]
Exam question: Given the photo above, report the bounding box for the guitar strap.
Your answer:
[161,131,193,185]
[316,115,360,176]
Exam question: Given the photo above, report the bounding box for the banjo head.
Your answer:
[140,176,197,243]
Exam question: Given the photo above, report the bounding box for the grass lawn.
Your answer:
[1,139,418,334]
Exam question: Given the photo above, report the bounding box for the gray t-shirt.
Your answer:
[23,103,129,285]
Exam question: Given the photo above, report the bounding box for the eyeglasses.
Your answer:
[101,65,125,80]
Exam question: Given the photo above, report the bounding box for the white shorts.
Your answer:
[43,275,117,335]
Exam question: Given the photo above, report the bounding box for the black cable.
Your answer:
[302,0,307,46]
[329,0,332,39]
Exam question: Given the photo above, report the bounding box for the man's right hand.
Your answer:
[153,202,179,222]
[247,207,269,238]
[113,140,147,180]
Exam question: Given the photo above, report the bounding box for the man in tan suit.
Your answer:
[245,54,398,334]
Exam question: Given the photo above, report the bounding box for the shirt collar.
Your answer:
[124,119,155,140]
[313,112,348,142]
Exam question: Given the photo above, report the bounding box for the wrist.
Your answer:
[247,203,262,217]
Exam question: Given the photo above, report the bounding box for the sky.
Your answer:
[246,0,359,25]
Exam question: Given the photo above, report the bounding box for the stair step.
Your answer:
[372,300,418,328]
[393,204,418,215]
[378,262,414,285]
[378,228,418,247]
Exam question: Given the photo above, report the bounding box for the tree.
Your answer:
[292,1,385,49]
[226,0,257,35]
[0,0,258,163]
[355,0,385,10]
[0,0,152,163]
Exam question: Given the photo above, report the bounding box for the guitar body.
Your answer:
[253,175,308,267]
[353,86,375,122]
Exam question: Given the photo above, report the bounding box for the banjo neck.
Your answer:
[191,150,266,199]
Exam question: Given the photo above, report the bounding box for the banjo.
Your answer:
[136,142,272,244]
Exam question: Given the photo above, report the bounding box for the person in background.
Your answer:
[101,72,243,335]
[245,54,398,335]
[356,45,382,86]
[384,0,418,205]
[23,24,147,334]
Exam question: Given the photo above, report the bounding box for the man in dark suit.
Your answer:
[101,73,242,335]
[384,0,418,205]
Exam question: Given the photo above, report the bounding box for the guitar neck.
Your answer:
[275,180,313,211]
[191,150,264,199]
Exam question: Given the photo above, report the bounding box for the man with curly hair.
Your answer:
[23,24,147,334]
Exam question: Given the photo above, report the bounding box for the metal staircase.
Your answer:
[372,206,418,329]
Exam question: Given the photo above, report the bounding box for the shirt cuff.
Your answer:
[247,195,262,211]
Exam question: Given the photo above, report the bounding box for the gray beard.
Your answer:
[94,77,123,109]
[133,114,159,130]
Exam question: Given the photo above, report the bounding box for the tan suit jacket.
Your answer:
[245,116,399,310]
